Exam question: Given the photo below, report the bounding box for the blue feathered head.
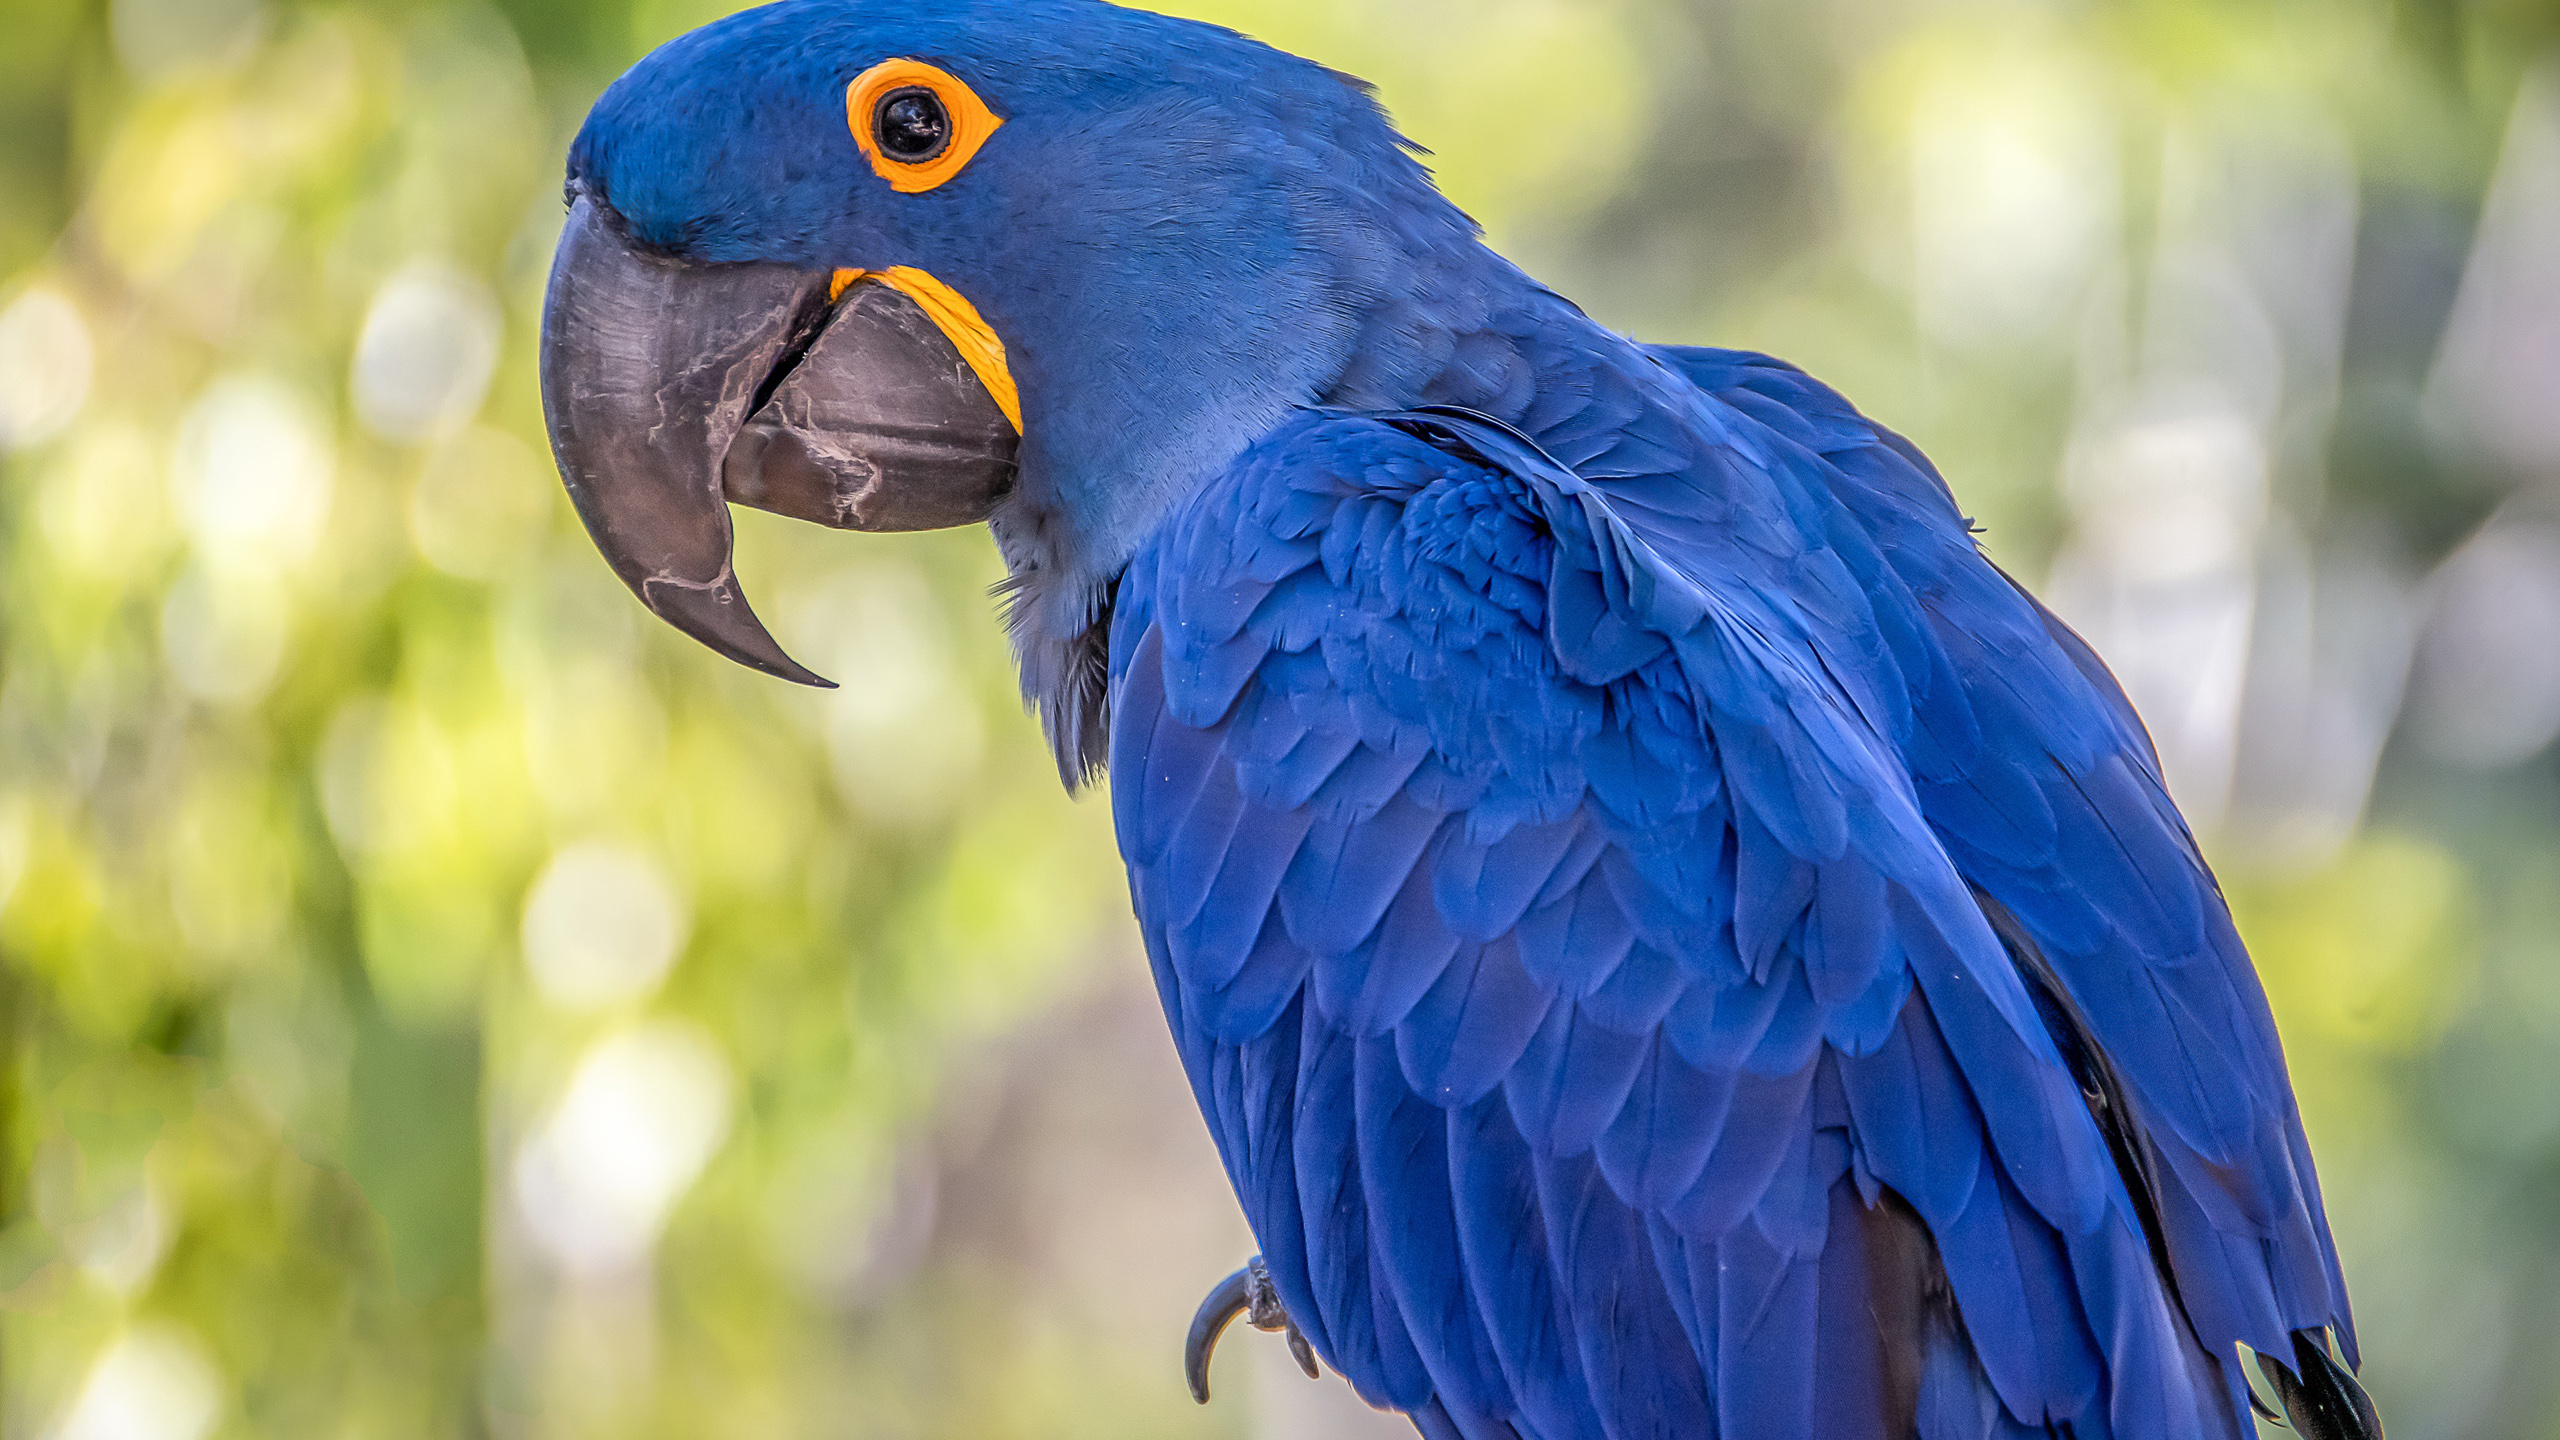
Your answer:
[543,0,1483,701]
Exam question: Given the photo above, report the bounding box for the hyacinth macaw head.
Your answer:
[543,0,1482,713]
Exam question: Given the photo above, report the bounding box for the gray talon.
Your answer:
[1282,1321,1320,1381]
[1185,1257,1322,1404]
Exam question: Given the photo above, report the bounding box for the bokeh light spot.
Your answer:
[512,1023,734,1277]
[48,1327,222,1440]
[0,286,94,450]
[170,374,334,573]
[354,261,503,443]
[159,565,288,706]
[521,843,689,1012]
[1908,55,2117,350]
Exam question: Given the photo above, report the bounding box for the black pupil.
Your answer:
[878,90,949,160]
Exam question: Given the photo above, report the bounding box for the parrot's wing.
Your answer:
[1650,346,2359,1367]
[1111,405,2259,1440]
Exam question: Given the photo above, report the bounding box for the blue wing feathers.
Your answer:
[1506,1004,1651,1158]
[1433,814,1588,940]
[1578,939,1685,1035]
[1291,1013,1382,1383]
[1281,795,1445,953]
[1593,1038,1735,1209]
[1357,1032,1520,1426]
[1660,1063,1817,1241]
[1315,859,1463,1036]
[1196,907,1315,1043]
[1531,1145,1716,1439]
[1839,997,1986,1231]
[1512,878,1635,996]
[1394,937,1552,1106]
[1118,335,2351,1437]
[1448,1093,1612,1440]
[1659,959,1790,1073]
[1710,1198,1828,1438]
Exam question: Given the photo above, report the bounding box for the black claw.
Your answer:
[1284,1323,1320,1381]
[1186,1267,1255,1404]
[1185,1257,1322,1405]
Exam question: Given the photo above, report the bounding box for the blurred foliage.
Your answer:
[0,1,2556,1439]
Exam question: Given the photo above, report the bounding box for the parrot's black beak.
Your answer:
[539,195,1020,687]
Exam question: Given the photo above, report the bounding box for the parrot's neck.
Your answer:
[990,191,1633,788]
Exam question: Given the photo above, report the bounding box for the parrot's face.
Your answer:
[542,0,1460,688]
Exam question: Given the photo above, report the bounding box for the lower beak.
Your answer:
[538,197,1019,687]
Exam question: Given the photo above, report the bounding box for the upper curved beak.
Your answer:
[539,196,1019,687]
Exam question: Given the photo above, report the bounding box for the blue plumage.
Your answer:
[1116,356,2354,1435]
[560,3,2374,1435]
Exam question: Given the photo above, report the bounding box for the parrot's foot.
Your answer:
[1185,1256,1321,1404]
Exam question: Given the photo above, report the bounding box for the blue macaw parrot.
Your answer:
[537,3,2384,1437]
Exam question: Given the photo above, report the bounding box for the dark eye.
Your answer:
[874,87,951,163]
[846,60,1001,193]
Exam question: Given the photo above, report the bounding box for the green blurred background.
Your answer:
[1,0,2556,1436]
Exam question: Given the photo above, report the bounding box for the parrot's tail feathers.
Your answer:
[2257,1330,2383,1440]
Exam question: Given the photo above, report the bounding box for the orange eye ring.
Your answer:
[848,59,1003,194]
